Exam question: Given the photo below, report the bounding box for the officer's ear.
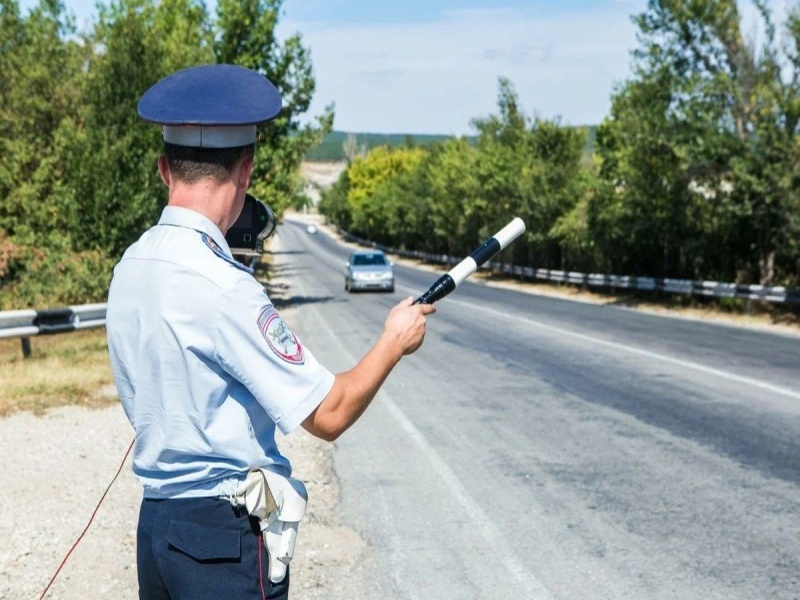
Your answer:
[157,155,171,187]
[235,154,254,190]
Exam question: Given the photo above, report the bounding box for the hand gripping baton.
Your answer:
[413,217,526,305]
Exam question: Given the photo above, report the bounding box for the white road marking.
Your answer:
[438,295,800,401]
[378,392,554,599]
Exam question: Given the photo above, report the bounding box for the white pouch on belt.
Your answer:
[231,468,308,583]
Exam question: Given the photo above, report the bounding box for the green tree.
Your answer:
[472,78,586,270]
[361,160,433,250]
[598,0,800,285]
[593,66,697,277]
[68,0,213,258]
[69,0,331,256]
[0,0,87,243]
[322,78,588,272]
[318,169,352,231]
[423,137,481,256]
[0,0,113,308]
[470,79,530,250]
[345,146,425,238]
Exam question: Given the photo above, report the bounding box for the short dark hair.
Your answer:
[164,142,255,184]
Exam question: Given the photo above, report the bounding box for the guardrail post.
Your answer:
[21,337,31,358]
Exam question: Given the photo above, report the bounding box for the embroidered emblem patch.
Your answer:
[258,306,304,364]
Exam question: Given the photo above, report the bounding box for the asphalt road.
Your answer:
[274,218,800,600]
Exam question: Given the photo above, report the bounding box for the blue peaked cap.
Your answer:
[137,64,282,148]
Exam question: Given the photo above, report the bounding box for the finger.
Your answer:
[419,303,436,315]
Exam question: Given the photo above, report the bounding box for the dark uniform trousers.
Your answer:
[137,496,290,600]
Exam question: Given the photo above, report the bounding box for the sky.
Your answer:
[20,0,651,135]
[277,0,648,134]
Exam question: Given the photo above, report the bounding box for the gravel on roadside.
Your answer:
[0,403,365,600]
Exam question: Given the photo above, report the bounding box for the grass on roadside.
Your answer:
[0,329,115,417]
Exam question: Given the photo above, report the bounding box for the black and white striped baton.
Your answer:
[413,217,526,305]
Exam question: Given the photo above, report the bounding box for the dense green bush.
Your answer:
[0,236,114,309]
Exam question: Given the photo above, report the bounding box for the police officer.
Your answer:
[105,64,435,600]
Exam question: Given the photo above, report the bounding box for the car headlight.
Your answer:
[353,272,368,280]
[380,271,393,280]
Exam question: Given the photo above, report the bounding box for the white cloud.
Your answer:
[280,5,645,134]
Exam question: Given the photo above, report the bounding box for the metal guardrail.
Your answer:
[0,303,107,357]
[336,227,800,305]
[2,227,798,358]
[503,267,800,304]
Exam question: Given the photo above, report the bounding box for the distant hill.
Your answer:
[305,127,597,162]
[304,131,466,161]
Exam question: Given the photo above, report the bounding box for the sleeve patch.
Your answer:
[258,306,305,364]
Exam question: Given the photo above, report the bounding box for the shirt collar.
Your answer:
[158,206,233,257]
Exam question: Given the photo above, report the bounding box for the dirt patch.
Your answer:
[300,161,347,205]
[301,161,347,189]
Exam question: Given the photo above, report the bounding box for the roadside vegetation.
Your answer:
[319,1,800,311]
[0,329,114,417]
[3,0,798,317]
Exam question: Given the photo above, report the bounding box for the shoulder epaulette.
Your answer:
[201,233,254,274]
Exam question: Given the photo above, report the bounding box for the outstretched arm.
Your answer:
[302,296,435,441]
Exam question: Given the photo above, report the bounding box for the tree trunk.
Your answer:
[759,249,775,286]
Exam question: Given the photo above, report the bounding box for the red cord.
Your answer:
[38,437,135,600]
[259,533,266,599]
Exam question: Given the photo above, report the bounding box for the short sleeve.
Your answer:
[213,278,334,434]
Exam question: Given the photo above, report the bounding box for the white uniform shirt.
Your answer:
[106,206,335,499]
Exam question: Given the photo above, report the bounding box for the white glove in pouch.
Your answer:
[231,468,308,583]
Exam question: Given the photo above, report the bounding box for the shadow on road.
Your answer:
[260,270,336,310]
[270,294,336,309]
